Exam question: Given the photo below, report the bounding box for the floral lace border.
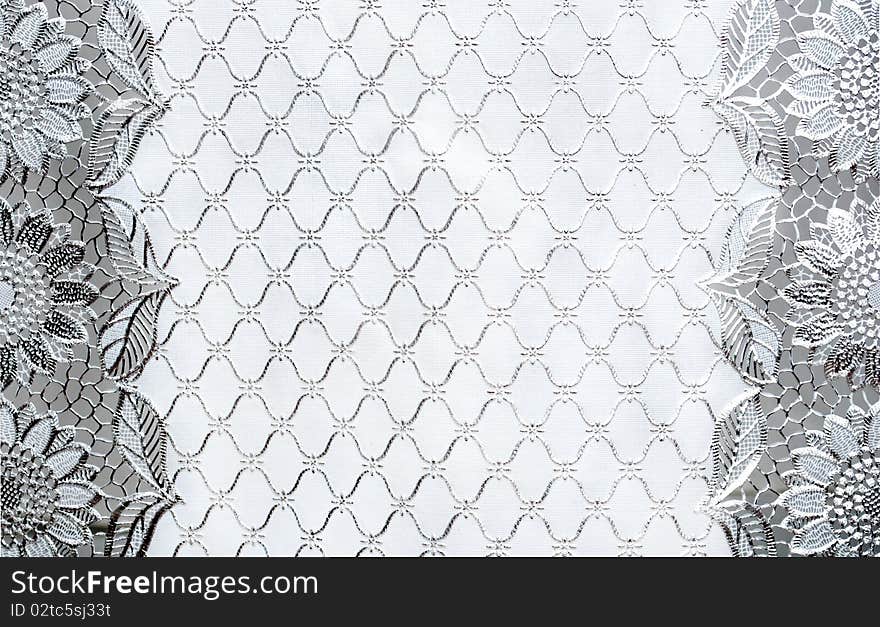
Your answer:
[706,0,879,557]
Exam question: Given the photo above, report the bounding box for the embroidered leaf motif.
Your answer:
[100,290,169,381]
[720,0,780,95]
[98,0,160,99]
[708,500,776,557]
[87,98,163,189]
[796,29,846,69]
[713,97,790,188]
[113,389,172,494]
[712,293,781,382]
[704,196,781,382]
[710,392,767,505]
[99,196,175,292]
[710,197,777,289]
[105,492,174,557]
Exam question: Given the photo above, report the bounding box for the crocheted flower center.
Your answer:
[0,443,58,547]
[837,34,880,142]
[827,448,880,557]
[0,243,51,343]
[0,42,47,138]
[832,247,880,347]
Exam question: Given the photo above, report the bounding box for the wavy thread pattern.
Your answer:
[127,0,765,556]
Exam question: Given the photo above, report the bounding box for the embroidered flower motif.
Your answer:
[0,197,97,387]
[1,401,98,556]
[786,0,879,175]
[781,407,880,556]
[0,0,92,178]
[783,199,880,385]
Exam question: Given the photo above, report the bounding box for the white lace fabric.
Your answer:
[121,0,763,557]
[3,0,878,558]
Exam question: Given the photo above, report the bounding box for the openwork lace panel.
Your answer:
[1,0,174,557]
[705,0,880,558]
[2,0,878,557]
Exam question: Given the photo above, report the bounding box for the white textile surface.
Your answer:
[123,0,769,556]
